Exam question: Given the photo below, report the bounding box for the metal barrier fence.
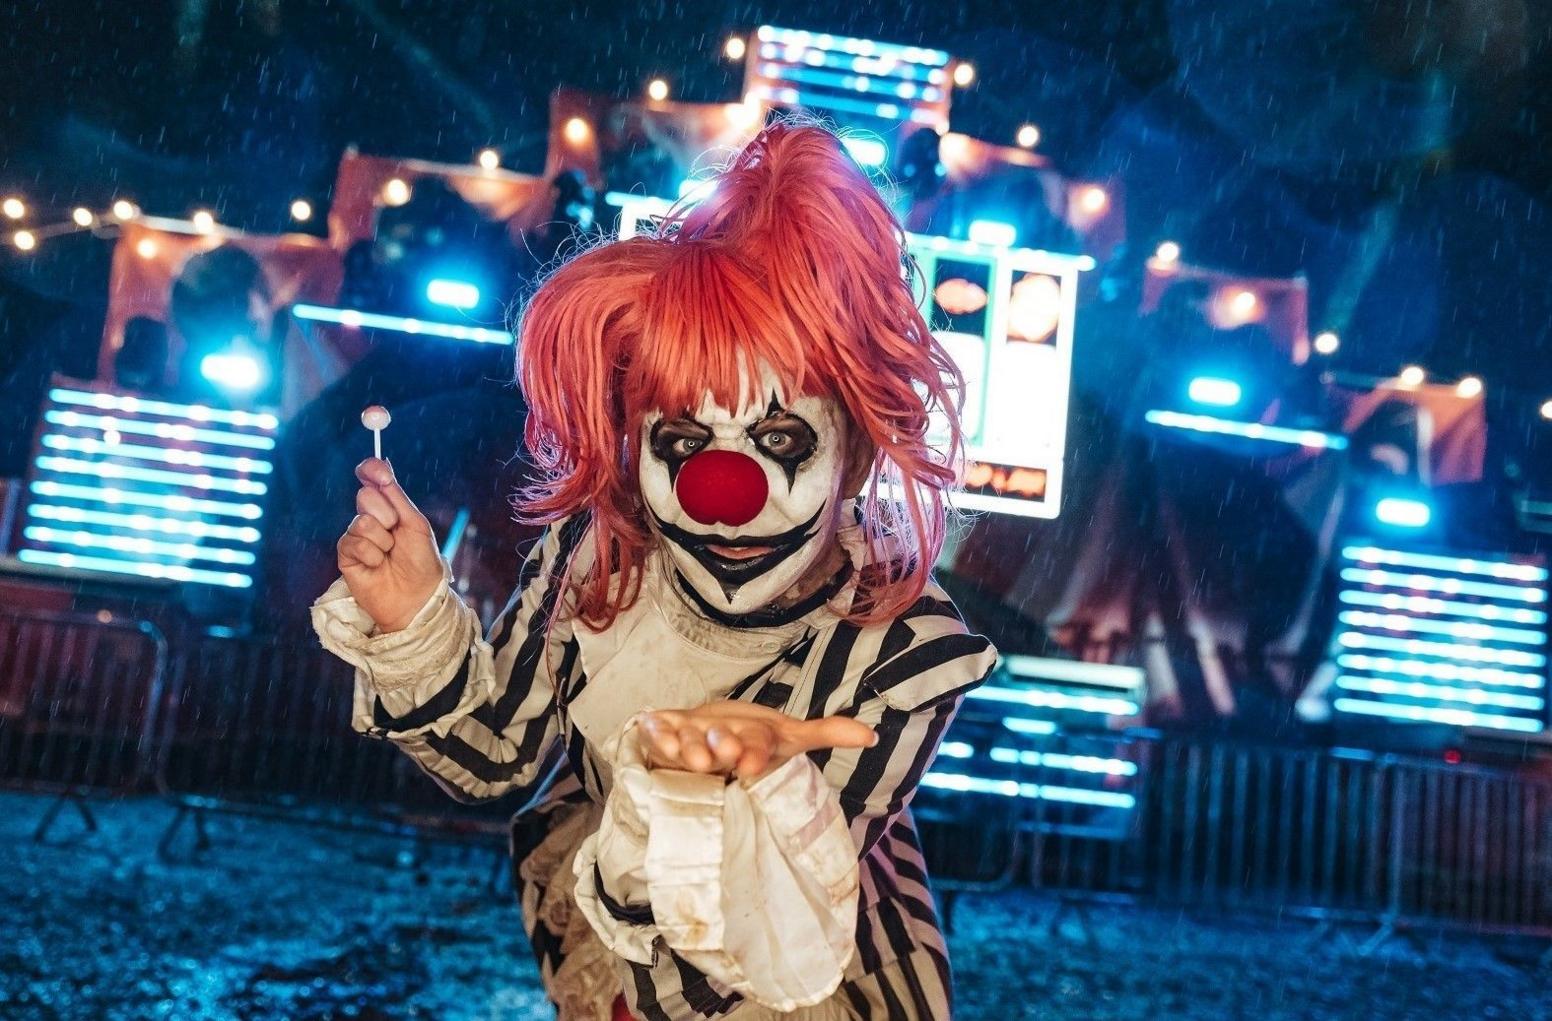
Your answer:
[0,608,166,839]
[1,609,1549,938]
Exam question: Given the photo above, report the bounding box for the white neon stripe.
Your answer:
[968,685,1139,716]
[29,481,262,519]
[24,527,257,566]
[1332,698,1544,733]
[1002,718,1057,736]
[1340,567,1544,603]
[987,747,1139,776]
[291,304,513,345]
[922,772,1137,808]
[1336,654,1545,689]
[49,388,277,430]
[1338,590,1547,625]
[1000,655,1145,691]
[17,549,252,588]
[1144,409,1349,450]
[1341,545,1548,583]
[1334,675,1545,711]
[26,504,261,543]
[757,26,950,65]
[938,741,974,759]
[1336,632,1546,667]
[42,434,272,474]
[35,456,267,496]
[1337,610,1545,646]
[45,411,276,450]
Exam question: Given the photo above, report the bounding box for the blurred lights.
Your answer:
[840,136,887,167]
[425,278,481,310]
[1374,497,1432,529]
[1456,376,1483,398]
[1541,399,1552,421]
[724,35,747,60]
[1399,365,1426,387]
[1154,240,1181,265]
[1016,124,1040,148]
[952,62,975,87]
[1187,376,1243,408]
[112,199,138,220]
[1077,185,1108,214]
[13,229,36,251]
[382,178,412,206]
[289,199,313,222]
[3,197,25,219]
[191,209,216,233]
[1005,273,1063,343]
[968,219,1016,248]
[199,352,266,392]
[725,100,760,129]
[647,78,670,102]
[1313,330,1340,355]
[72,207,94,227]
[135,238,158,259]
[477,148,500,170]
[1230,289,1258,317]
[563,117,592,144]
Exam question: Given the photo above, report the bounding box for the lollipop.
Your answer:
[361,405,391,459]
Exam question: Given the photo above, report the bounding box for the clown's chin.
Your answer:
[651,505,825,600]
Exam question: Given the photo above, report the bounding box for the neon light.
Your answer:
[1341,545,1548,583]
[49,388,277,429]
[1144,410,1348,450]
[755,26,950,65]
[24,527,257,566]
[986,747,1138,776]
[968,220,1017,248]
[840,136,888,167]
[29,481,262,519]
[1339,568,1544,603]
[17,549,252,588]
[35,456,267,496]
[26,504,261,542]
[1002,718,1057,736]
[1000,656,1145,691]
[292,304,513,345]
[200,352,265,391]
[1337,654,1544,689]
[968,685,1139,716]
[922,772,1136,808]
[1187,377,1243,408]
[1335,632,1545,667]
[1332,698,1544,733]
[1334,676,1543,711]
[44,411,275,450]
[425,279,480,310]
[1375,497,1432,528]
[1338,590,1547,625]
[938,741,974,759]
[41,435,271,474]
[1337,610,1545,646]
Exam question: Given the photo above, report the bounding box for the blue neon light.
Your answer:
[27,504,261,543]
[938,741,974,759]
[1187,376,1243,408]
[1334,675,1543,711]
[968,220,1017,248]
[425,279,481,311]
[1144,410,1348,450]
[29,481,262,519]
[35,456,266,496]
[44,411,275,450]
[1375,497,1432,529]
[17,549,251,588]
[41,435,271,474]
[48,388,277,430]
[1332,698,1544,733]
[968,685,1139,716]
[200,352,265,392]
[1340,545,1548,583]
[985,748,1139,776]
[921,772,1137,808]
[1335,632,1545,668]
[840,136,888,167]
[1336,654,1544,689]
[1337,590,1547,625]
[1338,610,1545,646]
[23,527,257,566]
[292,304,512,345]
[1002,719,1057,736]
[755,25,950,65]
[1338,568,1543,603]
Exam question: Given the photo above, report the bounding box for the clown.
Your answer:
[313,124,997,1020]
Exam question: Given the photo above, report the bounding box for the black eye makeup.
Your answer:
[749,413,818,487]
[649,417,714,484]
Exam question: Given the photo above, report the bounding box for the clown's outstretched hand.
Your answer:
[638,701,877,781]
[335,457,444,634]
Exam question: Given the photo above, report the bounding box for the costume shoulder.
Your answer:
[844,580,998,713]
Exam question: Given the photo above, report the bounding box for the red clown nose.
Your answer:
[675,450,768,526]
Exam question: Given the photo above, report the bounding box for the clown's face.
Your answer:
[639,383,852,617]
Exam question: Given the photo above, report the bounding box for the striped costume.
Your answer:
[314,511,996,1019]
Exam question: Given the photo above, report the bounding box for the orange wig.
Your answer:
[515,121,964,630]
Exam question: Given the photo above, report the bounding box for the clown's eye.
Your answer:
[671,436,705,458]
[751,417,817,463]
[650,418,714,467]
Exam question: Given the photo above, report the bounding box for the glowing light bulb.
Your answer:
[1230,290,1258,317]
[289,199,313,221]
[1313,330,1340,355]
[13,229,36,251]
[135,237,158,259]
[647,78,670,102]
[1154,240,1181,265]
[191,209,216,233]
[952,62,975,87]
[564,117,591,144]
[2,197,25,219]
[1540,400,1552,421]
[724,35,746,60]
[112,199,138,220]
[382,178,411,206]
[1456,376,1483,398]
[477,148,500,170]
[1016,124,1040,148]
[72,207,94,227]
[1078,185,1109,214]
[1399,365,1426,387]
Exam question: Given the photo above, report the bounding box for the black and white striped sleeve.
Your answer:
[817,590,998,857]
[312,516,590,802]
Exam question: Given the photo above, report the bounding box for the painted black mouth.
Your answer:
[651,505,825,595]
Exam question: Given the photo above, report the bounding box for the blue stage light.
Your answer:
[292,304,513,345]
[1144,410,1348,450]
[425,278,481,311]
[1187,376,1243,408]
[1374,496,1432,529]
[677,178,717,202]
[968,220,1017,248]
[199,352,265,392]
[840,136,888,167]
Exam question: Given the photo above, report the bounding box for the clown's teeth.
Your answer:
[707,544,775,560]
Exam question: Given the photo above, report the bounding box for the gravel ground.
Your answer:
[2,791,1548,1020]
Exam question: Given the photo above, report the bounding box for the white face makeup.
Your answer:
[638,378,850,618]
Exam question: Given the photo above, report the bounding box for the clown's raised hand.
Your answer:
[637,701,877,781]
[336,457,444,633]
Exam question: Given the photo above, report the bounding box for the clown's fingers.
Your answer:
[791,716,877,754]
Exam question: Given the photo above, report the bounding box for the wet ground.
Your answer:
[2,791,1547,1020]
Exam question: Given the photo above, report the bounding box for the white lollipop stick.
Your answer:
[361,405,391,460]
